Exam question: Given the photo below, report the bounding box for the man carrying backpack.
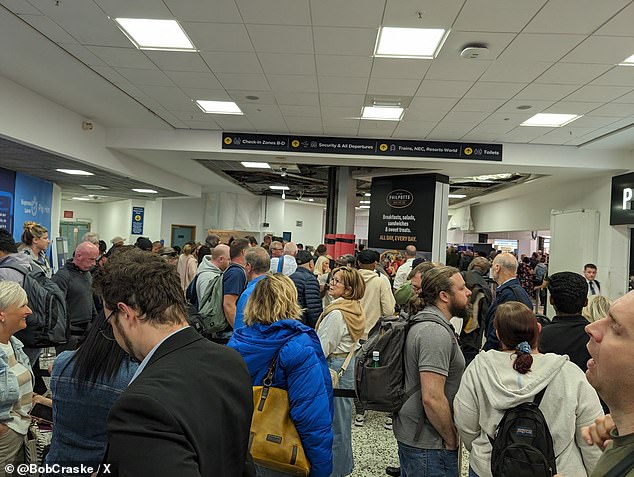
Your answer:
[393,266,469,477]
[460,257,493,366]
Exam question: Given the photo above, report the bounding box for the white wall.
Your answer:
[161,198,205,245]
[354,209,369,241]
[282,201,325,246]
[470,174,629,299]
[60,200,100,231]
[132,199,162,242]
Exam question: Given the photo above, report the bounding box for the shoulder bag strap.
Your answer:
[277,256,284,273]
[533,386,547,407]
[337,343,357,378]
[604,450,634,477]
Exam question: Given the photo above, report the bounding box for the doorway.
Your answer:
[171,225,196,248]
[59,221,91,253]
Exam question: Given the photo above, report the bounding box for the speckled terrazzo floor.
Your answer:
[350,410,469,477]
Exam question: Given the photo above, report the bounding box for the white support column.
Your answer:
[432,181,449,263]
[335,167,356,234]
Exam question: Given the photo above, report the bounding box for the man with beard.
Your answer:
[94,249,254,477]
[393,266,469,476]
[483,252,533,351]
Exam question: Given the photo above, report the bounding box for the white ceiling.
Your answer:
[1,0,634,202]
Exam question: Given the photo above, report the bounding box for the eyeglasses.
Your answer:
[100,310,117,341]
[331,277,344,285]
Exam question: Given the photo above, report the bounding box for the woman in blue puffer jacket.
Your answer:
[228,273,334,477]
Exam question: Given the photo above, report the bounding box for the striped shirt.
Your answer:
[0,341,33,435]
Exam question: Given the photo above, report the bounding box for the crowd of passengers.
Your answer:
[0,225,630,477]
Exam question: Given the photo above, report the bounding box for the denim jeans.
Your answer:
[327,355,355,477]
[397,441,458,477]
[468,467,479,477]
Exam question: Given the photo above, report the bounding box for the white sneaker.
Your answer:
[354,414,365,427]
[384,417,393,430]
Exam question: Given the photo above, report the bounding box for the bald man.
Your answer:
[52,241,100,352]
[195,244,230,300]
[482,252,533,351]
[393,244,417,290]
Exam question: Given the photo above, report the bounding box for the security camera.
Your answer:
[280,167,288,177]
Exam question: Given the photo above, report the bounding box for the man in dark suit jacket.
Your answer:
[540,271,591,371]
[483,253,533,351]
[93,249,254,477]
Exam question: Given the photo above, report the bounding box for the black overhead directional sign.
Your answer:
[222,132,502,161]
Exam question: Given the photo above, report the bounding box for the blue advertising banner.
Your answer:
[132,206,144,235]
[13,173,51,243]
[0,167,16,234]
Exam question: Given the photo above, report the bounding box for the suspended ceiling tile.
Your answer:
[91,65,133,86]
[235,0,311,25]
[591,66,634,87]
[313,27,376,56]
[367,77,421,96]
[543,101,603,115]
[443,110,491,123]
[463,82,526,100]
[323,127,359,136]
[452,98,507,113]
[479,61,553,83]
[416,80,474,98]
[163,0,242,23]
[115,67,174,86]
[212,115,256,130]
[320,93,365,108]
[184,22,253,52]
[274,92,320,106]
[427,123,475,140]
[259,53,316,76]
[284,117,323,131]
[497,99,555,113]
[564,84,633,102]
[513,83,581,101]
[498,34,586,62]
[383,0,464,28]
[425,59,492,81]
[138,85,195,110]
[18,14,77,43]
[311,0,384,27]
[561,36,634,65]
[358,121,398,135]
[60,44,107,67]
[216,73,270,91]
[585,103,634,117]
[183,120,223,130]
[315,55,373,78]
[568,116,623,128]
[87,46,155,69]
[483,111,536,125]
[144,51,210,73]
[613,90,634,103]
[437,31,517,61]
[498,126,552,142]
[92,0,174,18]
[230,90,278,105]
[595,2,634,36]
[266,74,318,93]
[181,88,232,101]
[171,110,218,122]
[164,71,223,90]
[200,51,263,74]
[453,0,548,33]
[318,76,369,94]
[408,97,459,117]
[247,25,314,54]
[3,0,41,15]
[278,105,321,117]
[524,0,630,34]
[370,58,432,80]
[392,122,436,139]
[468,123,515,135]
[321,106,362,119]
[535,63,612,84]
[531,127,597,145]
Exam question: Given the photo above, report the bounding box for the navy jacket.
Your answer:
[228,320,333,477]
[483,278,533,351]
[290,267,323,328]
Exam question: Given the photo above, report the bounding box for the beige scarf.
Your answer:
[316,299,366,343]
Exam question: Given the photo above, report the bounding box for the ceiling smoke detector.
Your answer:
[460,44,489,59]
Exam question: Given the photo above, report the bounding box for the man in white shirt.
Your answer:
[270,242,298,276]
[393,245,417,290]
[584,263,601,297]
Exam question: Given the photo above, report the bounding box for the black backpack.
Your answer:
[460,271,493,362]
[0,264,68,347]
[490,386,557,477]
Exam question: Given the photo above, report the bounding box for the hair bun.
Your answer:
[23,221,36,229]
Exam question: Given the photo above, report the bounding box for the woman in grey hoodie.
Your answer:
[454,302,603,477]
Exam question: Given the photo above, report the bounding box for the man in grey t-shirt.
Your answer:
[393,265,469,477]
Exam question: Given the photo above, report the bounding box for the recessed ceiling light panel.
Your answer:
[364,193,371,197]
[448,194,467,199]
[132,188,158,194]
[195,100,243,115]
[619,54,634,66]
[241,162,271,169]
[361,106,404,121]
[375,27,449,59]
[360,205,371,209]
[270,185,290,191]
[72,197,91,201]
[56,169,94,176]
[520,113,582,127]
[114,18,196,51]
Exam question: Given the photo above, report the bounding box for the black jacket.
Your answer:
[104,327,254,477]
[290,266,323,328]
[539,315,591,371]
[51,261,96,333]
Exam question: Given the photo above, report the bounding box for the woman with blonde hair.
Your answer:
[21,221,51,278]
[176,241,197,292]
[454,302,603,477]
[582,295,611,323]
[228,273,333,477]
[315,266,366,477]
[0,281,34,474]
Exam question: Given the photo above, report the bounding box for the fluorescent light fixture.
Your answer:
[56,169,94,176]
[269,185,290,191]
[195,100,243,115]
[360,200,371,204]
[114,18,195,51]
[364,193,371,197]
[448,194,467,199]
[521,113,582,127]
[307,198,314,202]
[619,54,634,66]
[81,184,109,190]
[360,205,371,209]
[241,162,270,169]
[72,197,90,201]
[132,188,158,194]
[375,27,448,59]
[361,106,404,121]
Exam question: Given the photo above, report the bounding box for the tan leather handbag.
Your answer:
[249,356,310,476]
